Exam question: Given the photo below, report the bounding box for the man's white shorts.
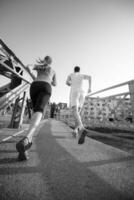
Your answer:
[69,90,86,108]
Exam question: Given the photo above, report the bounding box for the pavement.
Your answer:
[0,119,134,200]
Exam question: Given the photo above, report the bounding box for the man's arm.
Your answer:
[84,75,91,93]
[66,74,71,86]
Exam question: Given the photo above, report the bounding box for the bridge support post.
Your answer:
[128,80,134,123]
[8,91,27,128]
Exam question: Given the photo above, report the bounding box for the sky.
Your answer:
[0,0,134,104]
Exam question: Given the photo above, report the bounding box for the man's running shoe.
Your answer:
[78,129,87,144]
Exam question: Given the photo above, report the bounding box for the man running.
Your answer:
[66,66,91,144]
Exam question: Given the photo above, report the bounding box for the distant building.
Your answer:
[47,98,132,126]
[82,96,132,123]
[57,102,67,110]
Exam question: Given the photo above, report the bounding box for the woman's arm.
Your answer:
[26,65,36,80]
[51,72,57,86]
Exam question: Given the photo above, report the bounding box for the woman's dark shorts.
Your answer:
[30,81,52,113]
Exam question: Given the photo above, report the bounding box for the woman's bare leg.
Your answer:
[26,111,43,143]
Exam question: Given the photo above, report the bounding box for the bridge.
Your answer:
[0,39,134,200]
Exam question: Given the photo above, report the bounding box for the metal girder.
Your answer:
[0,39,32,126]
[0,39,33,83]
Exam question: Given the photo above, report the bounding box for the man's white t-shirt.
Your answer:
[67,72,86,92]
[66,72,91,107]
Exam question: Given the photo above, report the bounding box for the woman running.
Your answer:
[16,55,57,161]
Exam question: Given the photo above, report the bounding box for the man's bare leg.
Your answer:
[72,107,82,137]
[71,106,87,144]
[72,106,84,130]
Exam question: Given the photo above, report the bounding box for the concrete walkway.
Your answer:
[0,119,134,200]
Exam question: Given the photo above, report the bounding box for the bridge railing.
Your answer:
[58,79,134,130]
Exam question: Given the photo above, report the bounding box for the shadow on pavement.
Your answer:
[35,121,133,200]
[0,120,133,200]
